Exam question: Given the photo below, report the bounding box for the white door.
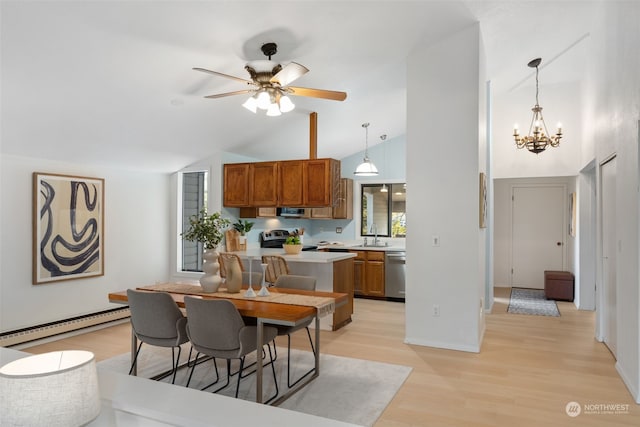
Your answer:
[511,186,565,289]
[601,156,617,357]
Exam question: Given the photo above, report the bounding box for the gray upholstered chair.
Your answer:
[262,255,290,285]
[271,274,317,387]
[184,297,279,402]
[126,289,189,384]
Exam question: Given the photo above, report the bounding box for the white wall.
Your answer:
[0,154,170,332]
[587,1,640,403]
[405,23,484,352]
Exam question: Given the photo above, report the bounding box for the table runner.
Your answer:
[138,283,336,317]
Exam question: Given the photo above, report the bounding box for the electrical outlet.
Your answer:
[432,304,440,317]
[432,235,440,247]
[336,227,342,234]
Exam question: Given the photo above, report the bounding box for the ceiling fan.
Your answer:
[193,42,347,116]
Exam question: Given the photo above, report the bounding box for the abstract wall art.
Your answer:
[33,172,104,284]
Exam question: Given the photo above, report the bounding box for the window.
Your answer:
[361,183,406,238]
[181,171,208,271]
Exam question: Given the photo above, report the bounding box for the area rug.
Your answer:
[98,344,411,427]
[507,287,560,317]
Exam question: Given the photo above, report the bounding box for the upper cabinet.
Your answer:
[309,178,353,219]
[304,159,340,206]
[223,162,278,207]
[249,162,278,206]
[223,163,251,207]
[278,160,305,207]
[224,158,341,208]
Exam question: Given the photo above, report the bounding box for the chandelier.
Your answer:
[354,123,379,176]
[513,58,563,154]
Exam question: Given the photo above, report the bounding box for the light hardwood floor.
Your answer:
[23,288,639,426]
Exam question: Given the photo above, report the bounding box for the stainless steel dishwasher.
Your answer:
[385,251,406,299]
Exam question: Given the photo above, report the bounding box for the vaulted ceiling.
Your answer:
[0,1,593,172]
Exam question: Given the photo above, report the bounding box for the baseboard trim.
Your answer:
[1,307,131,347]
[615,360,640,404]
[404,336,480,353]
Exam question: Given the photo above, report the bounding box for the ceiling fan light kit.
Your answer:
[194,42,346,116]
[513,57,563,154]
[354,123,379,176]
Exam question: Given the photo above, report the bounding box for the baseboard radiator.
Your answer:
[0,307,131,347]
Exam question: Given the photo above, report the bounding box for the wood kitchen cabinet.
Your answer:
[223,163,250,207]
[351,250,385,297]
[304,159,340,207]
[223,162,277,207]
[238,207,277,218]
[224,158,341,208]
[308,177,353,219]
[332,257,354,330]
[278,160,305,207]
[249,162,278,206]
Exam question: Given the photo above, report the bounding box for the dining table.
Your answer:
[108,282,348,405]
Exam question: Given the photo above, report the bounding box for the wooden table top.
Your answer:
[108,285,348,325]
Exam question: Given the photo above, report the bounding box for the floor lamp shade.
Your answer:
[0,350,100,426]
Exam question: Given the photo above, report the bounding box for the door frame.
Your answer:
[596,153,617,346]
[509,183,568,287]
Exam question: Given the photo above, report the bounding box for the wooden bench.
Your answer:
[544,270,574,302]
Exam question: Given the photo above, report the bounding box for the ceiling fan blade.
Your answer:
[204,89,254,99]
[287,86,347,101]
[270,62,309,86]
[193,67,253,84]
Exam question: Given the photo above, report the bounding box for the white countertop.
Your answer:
[317,244,406,252]
[234,248,356,263]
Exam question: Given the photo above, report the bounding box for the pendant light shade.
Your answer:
[354,122,379,176]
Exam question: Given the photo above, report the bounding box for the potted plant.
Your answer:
[283,235,303,254]
[182,209,230,292]
[233,219,254,244]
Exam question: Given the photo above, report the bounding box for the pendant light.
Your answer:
[354,123,379,176]
[379,134,388,192]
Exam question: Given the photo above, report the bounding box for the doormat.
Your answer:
[507,287,560,317]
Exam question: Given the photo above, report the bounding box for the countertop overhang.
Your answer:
[234,248,356,263]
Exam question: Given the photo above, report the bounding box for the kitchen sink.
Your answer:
[352,243,389,248]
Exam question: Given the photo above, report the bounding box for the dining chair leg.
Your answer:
[287,327,316,388]
[186,352,221,391]
[128,341,144,375]
[264,343,279,404]
[171,346,182,384]
[235,357,245,398]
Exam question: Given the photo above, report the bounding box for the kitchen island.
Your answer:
[235,249,355,331]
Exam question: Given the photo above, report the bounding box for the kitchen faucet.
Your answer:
[370,223,379,246]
